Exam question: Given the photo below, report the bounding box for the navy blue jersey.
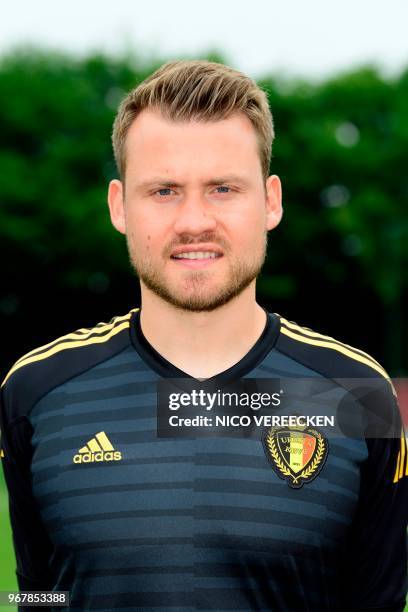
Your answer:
[1,307,407,611]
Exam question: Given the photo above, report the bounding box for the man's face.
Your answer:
[108,109,281,312]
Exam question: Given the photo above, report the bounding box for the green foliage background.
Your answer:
[0,48,407,604]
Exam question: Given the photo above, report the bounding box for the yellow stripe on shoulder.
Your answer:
[12,308,139,369]
[1,308,139,388]
[279,316,385,373]
[279,316,391,380]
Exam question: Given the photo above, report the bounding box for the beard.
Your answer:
[126,232,268,313]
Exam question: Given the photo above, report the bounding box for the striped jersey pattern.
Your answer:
[0,308,406,612]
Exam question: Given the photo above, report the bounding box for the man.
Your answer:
[1,59,407,611]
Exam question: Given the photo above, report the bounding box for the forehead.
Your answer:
[124,108,261,178]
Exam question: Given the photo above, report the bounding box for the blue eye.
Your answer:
[157,188,173,196]
[216,185,231,193]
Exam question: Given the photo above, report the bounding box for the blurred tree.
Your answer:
[259,67,408,373]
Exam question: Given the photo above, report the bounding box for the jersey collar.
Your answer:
[129,307,280,382]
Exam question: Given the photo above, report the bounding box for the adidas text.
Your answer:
[73,451,122,464]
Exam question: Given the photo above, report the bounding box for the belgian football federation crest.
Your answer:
[263,425,328,488]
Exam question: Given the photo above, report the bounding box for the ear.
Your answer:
[264,174,283,231]
[107,179,126,235]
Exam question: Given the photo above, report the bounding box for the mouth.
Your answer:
[170,251,223,268]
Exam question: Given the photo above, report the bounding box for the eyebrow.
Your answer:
[134,174,250,191]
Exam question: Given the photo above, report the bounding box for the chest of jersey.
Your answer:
[32,384,364,552]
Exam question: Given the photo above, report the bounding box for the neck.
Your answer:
[138,285,267,379]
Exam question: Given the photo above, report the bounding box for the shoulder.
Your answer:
[275,314,392,383]
[274,315,405,479]
[1,307,139,422]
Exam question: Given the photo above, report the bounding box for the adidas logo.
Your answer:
[73,431,122,464]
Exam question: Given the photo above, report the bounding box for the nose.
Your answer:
[173,192,217,236]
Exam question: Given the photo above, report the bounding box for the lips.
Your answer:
[170,251,223,269]
[170,244,224,258]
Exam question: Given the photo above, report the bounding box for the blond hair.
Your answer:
[112,59,275,183]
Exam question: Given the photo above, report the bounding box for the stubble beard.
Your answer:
[126,233,268,313]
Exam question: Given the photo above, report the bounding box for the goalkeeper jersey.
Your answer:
[0,307,407,611]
